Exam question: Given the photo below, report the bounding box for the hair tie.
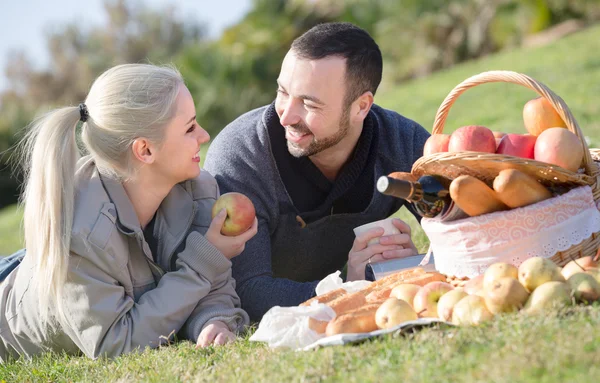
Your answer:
[79,103,89,122]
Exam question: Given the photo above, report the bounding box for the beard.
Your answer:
[286,105,351,158]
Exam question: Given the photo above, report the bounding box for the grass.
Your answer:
[1,24,600,382]
[1,305,599,382]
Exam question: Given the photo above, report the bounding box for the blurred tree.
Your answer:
[0,0,205,209]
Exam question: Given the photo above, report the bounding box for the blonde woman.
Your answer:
[0,64,257,361]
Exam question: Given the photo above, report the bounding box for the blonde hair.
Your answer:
[19,64,183,322]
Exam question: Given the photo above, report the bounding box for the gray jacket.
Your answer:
[0,156,249,361]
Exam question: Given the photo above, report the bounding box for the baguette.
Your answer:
[327,291,368,316]
[493,169,552,208]
[365,272,447,302]
[360,267,425,296]
[300,287,347,307]
[449,175,508,217]
[325,302,382,336]
[308,318,329,334]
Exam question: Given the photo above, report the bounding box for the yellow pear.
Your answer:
[437,289,468,321]
[390,284,422,308]
[483,262,518,291]
[375,297,418,329]
[523,281,572,314]
[452,295,494,326]
[484,277,530,314]
[518,257,564,292]
[567,272,600,303]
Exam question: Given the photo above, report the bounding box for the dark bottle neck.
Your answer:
[376,176,423,202]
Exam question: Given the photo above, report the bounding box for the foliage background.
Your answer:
[1,0,599,209]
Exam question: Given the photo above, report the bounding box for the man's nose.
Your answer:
[279,100,300,127]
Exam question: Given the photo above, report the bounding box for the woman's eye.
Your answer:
[187,124,196,133]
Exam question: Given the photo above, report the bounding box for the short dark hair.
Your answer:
[291,22,383,107]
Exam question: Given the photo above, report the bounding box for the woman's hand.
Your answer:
[204,209,258,259]
[196,321,235,348]
[346,219,417,281]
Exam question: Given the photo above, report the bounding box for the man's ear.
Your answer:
[352,91,374,122]
[131,138,155,164]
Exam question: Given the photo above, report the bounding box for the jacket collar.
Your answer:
[99,172,144,236]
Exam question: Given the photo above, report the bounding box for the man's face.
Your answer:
[275,51,352,158]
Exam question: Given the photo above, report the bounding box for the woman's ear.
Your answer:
[131,138,155,164]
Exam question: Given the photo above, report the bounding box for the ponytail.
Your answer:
[20,107,80,322]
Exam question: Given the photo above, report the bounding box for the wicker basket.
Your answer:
[412,70,600,267]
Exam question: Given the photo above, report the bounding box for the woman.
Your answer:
[0,64,257,361]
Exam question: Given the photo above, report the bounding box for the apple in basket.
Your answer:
[423,134,451,156]
[211,192,256,236]
[448,125,497,154]
[522,97,567,137]
[413,281,454,317]
[534,128,583,172]
[495,134,537,159]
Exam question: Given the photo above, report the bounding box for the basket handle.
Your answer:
[431,70,595,176]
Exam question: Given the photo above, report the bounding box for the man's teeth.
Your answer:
[288,130,307,137]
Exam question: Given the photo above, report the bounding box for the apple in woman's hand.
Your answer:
[211,192,256,236]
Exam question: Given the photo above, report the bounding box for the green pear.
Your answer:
[484,277,530,314]
[567,272,600,303]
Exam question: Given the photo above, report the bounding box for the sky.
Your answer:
[0,0,252,91]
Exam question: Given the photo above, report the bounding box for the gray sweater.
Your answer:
[204,104,430,321]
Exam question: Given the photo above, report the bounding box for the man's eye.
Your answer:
[304,103,317,110]
[187,124,196,133]
[276,89,287,95]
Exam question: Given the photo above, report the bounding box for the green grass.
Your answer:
[2,24,600,382]
[1,306,599,382]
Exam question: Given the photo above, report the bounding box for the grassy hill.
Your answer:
[1,24,600,382]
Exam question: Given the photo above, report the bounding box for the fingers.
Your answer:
[207,209,227,234]
[379,233,412,246]
[391,218,411,234]
[196,324,235,348]
[351,227,385,251]
[349,244,404,266]
[237,217,259,242]
[196,323,220,348]
[381,247,417,260]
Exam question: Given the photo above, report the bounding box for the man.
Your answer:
[204,22,430,321]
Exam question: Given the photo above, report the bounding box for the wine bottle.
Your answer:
[377,174,466,221]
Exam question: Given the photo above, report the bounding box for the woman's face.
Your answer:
[152,84,210,185]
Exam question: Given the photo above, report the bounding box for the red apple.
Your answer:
[423,134,451,156]
[211,192,256,236]
[448,125,496,153]
[496,134,537,159]
[413,281,454,317]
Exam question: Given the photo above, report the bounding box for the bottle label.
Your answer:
[440,201,469,221]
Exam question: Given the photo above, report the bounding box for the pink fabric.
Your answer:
[422,186,600,277]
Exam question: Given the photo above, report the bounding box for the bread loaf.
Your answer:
[365,272,447,302]
[493,169,552,208]
[300,288,347,307]
[325,303,382,336]
[450,175,508,217]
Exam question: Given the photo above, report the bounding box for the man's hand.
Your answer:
[346,218,418,281]
[196,321,236,348]
[205,209,258,259]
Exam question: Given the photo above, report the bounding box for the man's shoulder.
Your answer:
[205,105,273,173]
[210,105,270,146]
[371,104,424,132]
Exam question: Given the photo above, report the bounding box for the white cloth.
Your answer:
[422,186,600,278]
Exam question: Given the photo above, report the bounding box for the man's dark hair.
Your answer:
[291,22,383,107]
